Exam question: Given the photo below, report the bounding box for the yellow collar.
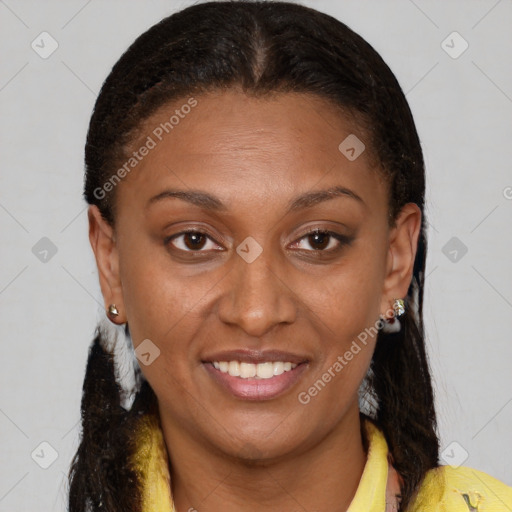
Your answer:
[130,414,398,512]
[131,415,512,512]
[130,411,174,512]
[130,412,512,511]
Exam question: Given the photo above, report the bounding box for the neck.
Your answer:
[159,402,367,512]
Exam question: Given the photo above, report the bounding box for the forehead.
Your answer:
[115,89,386,215]
[133,89,368,162]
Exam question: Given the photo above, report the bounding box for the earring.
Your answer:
[380,298,405,333]
[107,304,119,318]
[392,298,405,317]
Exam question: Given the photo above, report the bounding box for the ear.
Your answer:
[88,205,127,324]
[380,203,422,316]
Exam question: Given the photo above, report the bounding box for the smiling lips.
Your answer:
[203,349,309,400]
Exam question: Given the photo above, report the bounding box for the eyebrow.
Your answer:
[146,185,365,213]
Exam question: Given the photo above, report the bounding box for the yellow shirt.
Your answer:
[131,413,512,511]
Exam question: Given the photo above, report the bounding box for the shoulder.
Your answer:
[407,464,512,511]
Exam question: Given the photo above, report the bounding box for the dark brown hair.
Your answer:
[70,1,439,510]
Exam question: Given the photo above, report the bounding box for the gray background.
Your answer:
[1,0,511,510]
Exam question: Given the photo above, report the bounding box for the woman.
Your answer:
[68,1,512,511]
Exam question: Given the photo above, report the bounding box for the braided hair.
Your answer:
[70,2,439,510]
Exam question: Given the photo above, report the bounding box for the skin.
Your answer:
[88,88,421,512]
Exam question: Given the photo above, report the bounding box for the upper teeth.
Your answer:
[212,361,298,379]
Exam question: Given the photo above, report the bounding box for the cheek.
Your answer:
[117,251,203,401]
[310,236,387,335]
[295,237,386,406]
[295,285,380,427]
[116,237,196,347]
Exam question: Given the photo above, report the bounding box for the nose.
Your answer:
[217,245,297,338]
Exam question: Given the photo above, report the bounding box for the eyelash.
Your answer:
[165,228,353,255]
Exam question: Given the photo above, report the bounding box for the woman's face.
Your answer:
[89,89,420,461]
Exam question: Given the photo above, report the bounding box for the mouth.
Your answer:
[202,350,309,401]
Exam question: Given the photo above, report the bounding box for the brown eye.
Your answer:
[291,229,353,254]
[166,230,221,252]
[306,231,331,250]
[183,232,207,250]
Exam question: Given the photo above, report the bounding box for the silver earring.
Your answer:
[392,298,405,317]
